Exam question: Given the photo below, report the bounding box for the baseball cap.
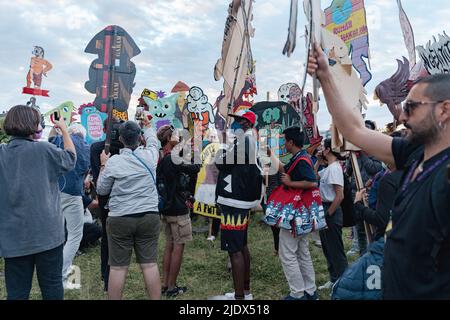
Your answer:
[229,109,256,126]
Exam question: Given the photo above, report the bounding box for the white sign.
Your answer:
[417,32,450,75]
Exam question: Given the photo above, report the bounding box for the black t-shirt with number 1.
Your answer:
[383,138,450,299]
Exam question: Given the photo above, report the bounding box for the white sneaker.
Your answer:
[206,235,216,241]
[346,249,358,256]
[208,294,236,300]
[318,281,334,290]
[63,280,81,290]
[224,292,253,300]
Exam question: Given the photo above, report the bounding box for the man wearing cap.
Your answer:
[214,110,263,300]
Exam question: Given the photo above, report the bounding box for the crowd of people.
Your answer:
[0,49,450,300]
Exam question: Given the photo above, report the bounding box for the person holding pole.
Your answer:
[308,43,450,299]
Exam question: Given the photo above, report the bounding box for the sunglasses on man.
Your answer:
[402,100,445,116]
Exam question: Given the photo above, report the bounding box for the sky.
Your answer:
[0,0,448,131]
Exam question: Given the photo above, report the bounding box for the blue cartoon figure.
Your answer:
[80,105,107,144]
[143,93,182,130]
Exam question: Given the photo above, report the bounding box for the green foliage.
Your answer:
[0,118,9,144]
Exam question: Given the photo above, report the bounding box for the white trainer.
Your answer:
[224,292,253,300]
[318,281,334,290]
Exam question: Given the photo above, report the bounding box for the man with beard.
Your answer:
[308,43,450,299]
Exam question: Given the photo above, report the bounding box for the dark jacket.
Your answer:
[90,139,123,186]
[50,134,90,196]
[354,170,403,240]
[346,152,383,196]
[157,153,200,216]
[331,237,384,300]
[215,132,263,209]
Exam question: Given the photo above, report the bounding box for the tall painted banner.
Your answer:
[324,0,372,86]
[193,143,221,219]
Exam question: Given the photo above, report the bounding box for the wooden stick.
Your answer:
[350,151,374,244]
[208,218,213,239]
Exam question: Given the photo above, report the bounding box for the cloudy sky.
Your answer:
[0,0,448,131]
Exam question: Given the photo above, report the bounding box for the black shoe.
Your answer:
[166,285,188,298]
[161,286,168,294]
[305,291,319,300]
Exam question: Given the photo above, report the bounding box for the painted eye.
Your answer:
[63,107,69,112]
[286,95,290,99]
[154,106,158,109]
[281,95,285,99]
[164,104,169,109]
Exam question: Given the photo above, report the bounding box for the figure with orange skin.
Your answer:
[26,46,53,89]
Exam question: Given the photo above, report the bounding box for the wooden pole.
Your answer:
[350,151,374,244]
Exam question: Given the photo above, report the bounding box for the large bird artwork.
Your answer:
[374,57,411,121]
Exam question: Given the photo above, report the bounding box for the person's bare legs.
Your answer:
[141,263,161,300]
[167,243,185,290]
[162,241,173,289]
[108,266,128,300]
[242,245,251,295]
[229,251,246,299]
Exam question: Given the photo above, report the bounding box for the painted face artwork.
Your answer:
[278,83,297,103]
[143,93,183,130]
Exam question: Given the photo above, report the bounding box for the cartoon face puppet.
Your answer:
[45,101,76,127]
[26,46,53,88]
[143,94,182,129]
[278,83,297,102]
[186,87,215,123]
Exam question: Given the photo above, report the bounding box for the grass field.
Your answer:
[0,211,357,300]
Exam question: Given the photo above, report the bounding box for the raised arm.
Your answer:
[308,43,395,168]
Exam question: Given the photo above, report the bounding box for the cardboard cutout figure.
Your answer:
[397,0,416,66]
[283,0,299,57]
[251,101,301,164]
[303,93,323,147]
[85,25,140,153]
[79,103,107,144]
[324,0,372,86]
[143,93,183,130]
[23,46,53,97]
[44,101,76,127]
[374,57,411,121]
[321,27,368,151]
[171,81,191,128]
[278,83,297,104]
[417,32,450,75]
[186,87,215,136]
[214,0,256,121]
[26,97,45,129]
[85,25,141,113]
[193,142,221,219]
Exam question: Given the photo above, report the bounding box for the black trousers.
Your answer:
[319,203,348,283]
[98,195,110,291]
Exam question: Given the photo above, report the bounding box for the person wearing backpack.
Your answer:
[268,127,319,300]
[96,120,161,300]
[157,125,200,298]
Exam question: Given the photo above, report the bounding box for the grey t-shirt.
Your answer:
[0,137,76,257]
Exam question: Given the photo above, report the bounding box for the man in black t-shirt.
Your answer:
[308,44,450,299]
